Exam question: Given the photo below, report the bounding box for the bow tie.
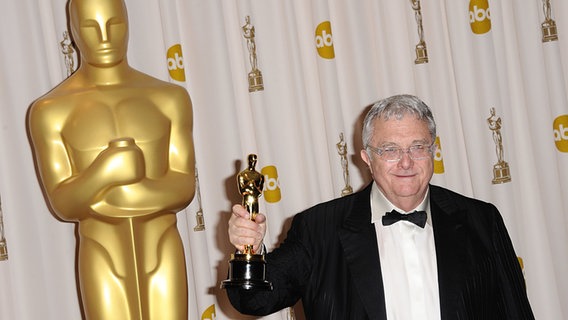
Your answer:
[382,209,427,228]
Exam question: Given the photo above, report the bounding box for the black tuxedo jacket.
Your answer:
[227,184,535,319]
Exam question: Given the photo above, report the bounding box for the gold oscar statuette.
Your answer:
[242,15,264,92]
[487,108,511,184]
[410,0,429,64]
[336,133,353,196]
[194,209,205,232]
[27,0,196,318]
[60,30,76,77]
[193,167,205,232]
[0,196,8,261]
[541,0,558,42]
[221,154,272,290]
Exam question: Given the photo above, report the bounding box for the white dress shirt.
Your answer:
[370,183,441,320]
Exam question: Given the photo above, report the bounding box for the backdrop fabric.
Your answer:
[0,0,567,319]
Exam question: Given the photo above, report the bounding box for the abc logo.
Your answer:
[553,114,568,152]
[167,44,185,82]
[315,21,335,59]
[433,136,445,174]
[517,257,525,277]
[261,165,281,203]
[201,304,216,320]
[469,0,491,34]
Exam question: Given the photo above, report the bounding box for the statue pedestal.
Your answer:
[221,253,272,290]
[492,162,511,184]
[248,70,264,92]
[0,239,8,261]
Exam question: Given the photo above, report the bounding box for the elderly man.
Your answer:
[225,94,534,319]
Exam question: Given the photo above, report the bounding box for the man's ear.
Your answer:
[360,149,372,172]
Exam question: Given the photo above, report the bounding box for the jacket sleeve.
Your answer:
[491,206,535,319]
[226,212,313,316]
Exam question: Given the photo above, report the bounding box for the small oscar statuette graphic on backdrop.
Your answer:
[0,196,8,261]
[60,31,76,77]
[242,16,264,92]
[336,133,353,196]
[410,0,428,64]
[487,108,511,184]
[193,167,205,232]
[541,0,558,42]
[222,154,272,290]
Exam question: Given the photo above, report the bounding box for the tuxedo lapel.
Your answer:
[338,184,386,319]
[335,184,469,319]
[430,185,468,320]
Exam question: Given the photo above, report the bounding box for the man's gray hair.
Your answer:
[361,94,437,148]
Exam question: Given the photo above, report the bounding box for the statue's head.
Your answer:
[68,0,129,67]
[248,154,257,168]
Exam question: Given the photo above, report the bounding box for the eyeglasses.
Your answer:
[367,143,435,162]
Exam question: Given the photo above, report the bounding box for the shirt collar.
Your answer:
[370,182,431,225]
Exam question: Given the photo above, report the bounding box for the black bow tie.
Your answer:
[382,209,427,228]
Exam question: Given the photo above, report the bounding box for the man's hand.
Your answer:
[228,204,266,253]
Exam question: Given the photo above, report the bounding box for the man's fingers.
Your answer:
[232,204,248,218]
[253,213,266,223]
[232,204,266,223]
[228,204,267,251]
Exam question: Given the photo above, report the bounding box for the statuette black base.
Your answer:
[221,253,273,290]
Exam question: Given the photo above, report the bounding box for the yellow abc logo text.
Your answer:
[201,304,216,320]
[553,114,568,152]
[167,44,185,82]
[433,136,445,174]
[469,0,491,34]
[261,165,281,203]
[315,21,335,59]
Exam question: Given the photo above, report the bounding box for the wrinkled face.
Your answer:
[69,0,128,67]
[360,114,434,210]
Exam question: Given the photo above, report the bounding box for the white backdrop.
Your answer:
[1,0,567,319]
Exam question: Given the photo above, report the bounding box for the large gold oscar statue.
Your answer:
[27,0,195,319]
